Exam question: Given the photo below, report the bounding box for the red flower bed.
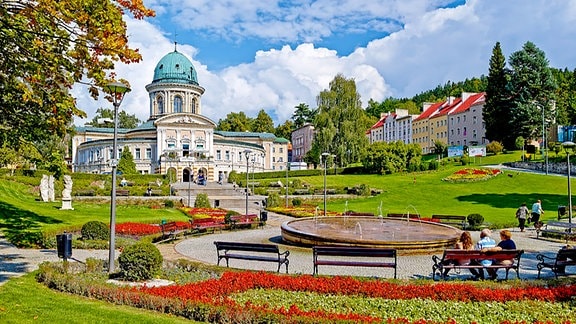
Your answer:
[115,221,192,236]
[133,271,576,322]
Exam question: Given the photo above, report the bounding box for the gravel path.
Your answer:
[0,212,571,285]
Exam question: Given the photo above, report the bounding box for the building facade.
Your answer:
[72,49,288,183]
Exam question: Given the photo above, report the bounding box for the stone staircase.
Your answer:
[172,182,265,211]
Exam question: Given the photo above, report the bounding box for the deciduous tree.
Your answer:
[86,108,141,129]
[0,0,154,149]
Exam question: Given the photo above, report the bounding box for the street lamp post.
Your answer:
[285,160,289,207]
[187,161,193,207]
[321,152,330,216]
[244,149,252,215]
[563,141,575,232]
[103,81,131,273]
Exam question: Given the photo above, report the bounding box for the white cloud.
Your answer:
[74,0,576,128]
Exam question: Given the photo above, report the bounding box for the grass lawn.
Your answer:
[0,273,195,324]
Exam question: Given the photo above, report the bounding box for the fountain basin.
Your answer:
[281,216,461,250]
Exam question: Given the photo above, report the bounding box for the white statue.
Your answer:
[40,175,49,202]
[61,175,74,210]
[62,175,73,200]
[48,175,55,202]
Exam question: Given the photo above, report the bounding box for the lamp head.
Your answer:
[103,82,131,105]
[563,141,576,152]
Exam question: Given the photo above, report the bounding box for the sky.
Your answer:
[73,0,576,128]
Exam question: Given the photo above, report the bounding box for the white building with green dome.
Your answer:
[72,49,289,183]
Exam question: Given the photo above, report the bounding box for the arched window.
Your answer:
[191,98,196,114]
[174,96,182,113]
[157,96,164,114]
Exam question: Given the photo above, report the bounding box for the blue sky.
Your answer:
[74,0,576,127]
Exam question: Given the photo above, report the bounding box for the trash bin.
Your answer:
[260,211,268,223]
[56,232,72,261]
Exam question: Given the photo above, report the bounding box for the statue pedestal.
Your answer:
[61,199,74,210]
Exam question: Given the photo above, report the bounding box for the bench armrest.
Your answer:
[280,250,290,258]
[431,254,443,265]
[536,253,556,262]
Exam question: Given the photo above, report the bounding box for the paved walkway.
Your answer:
[0,212,571,285]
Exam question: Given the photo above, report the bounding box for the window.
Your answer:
[463,127,467,136]
[157,96,164,114]
[146,148,151,159]
[135,148,141,160]
[473,130,477,138]
[216,150,221,160]
[280,147,283,153]
[174,96,182,113]
[182,143,190,157]
[473,116,477,124]
[191,98,196,114]
[225,150,230,160]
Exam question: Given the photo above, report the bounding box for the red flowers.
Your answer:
[132,271,576,322]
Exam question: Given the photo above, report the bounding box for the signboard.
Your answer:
[447,146,464,158]
[469,145,486,157]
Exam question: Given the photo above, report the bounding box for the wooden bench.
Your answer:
[213,241,290,273]
[229,214,261,229]
[312,246,397,278]
[536,221,576,243]
[160,222,186,242]
[115,189,129,196]
[536,248,576,278]
[432,249,524,280]
[293,189,309,195]
[387,213,421,219]
[431,215,468,228]
[190,218,225,234]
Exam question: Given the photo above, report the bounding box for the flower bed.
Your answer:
[268,205,342,217]
[443,168,501,182]
[37,263,576,323]
[180,207,228,220]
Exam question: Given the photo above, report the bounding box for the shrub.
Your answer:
[461,156,469,165]
[266,192,281,208]
[467,213,484,228]
[292,197,302,206]
[118,241,163,281]
[81,221,109,241]
[487,141,504,154]
[194,193,211,208]
[164,199,175,208]
[428,160,439,170]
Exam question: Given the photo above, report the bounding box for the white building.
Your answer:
[72,49,288,183]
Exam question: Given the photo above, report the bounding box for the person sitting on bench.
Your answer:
[483,229,517,280]
[469,229,496,280]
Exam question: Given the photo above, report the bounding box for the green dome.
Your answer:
[152,50,198,85]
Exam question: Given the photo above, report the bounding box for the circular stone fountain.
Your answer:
[281,216,461,251]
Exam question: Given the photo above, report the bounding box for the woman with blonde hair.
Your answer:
[482,229,517,280]
[443,231,473,277]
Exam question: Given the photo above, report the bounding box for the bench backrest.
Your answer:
[161,222,179,231]
[432,215,467,221]
[546,221,576,229]
[442,249,523,261]
[214,241,279,254]
[192,218,220,225]
[230,214,258,221]
[313,246,396,258]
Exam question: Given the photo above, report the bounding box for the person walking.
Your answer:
[515,202,530,232]
[531,199,544,226]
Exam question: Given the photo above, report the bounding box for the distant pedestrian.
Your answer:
[515,202,530,232]
[531,199,544,226]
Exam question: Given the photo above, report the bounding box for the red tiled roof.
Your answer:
[451,92,485,114]
[414,101,446,121]
[433,97,462,118]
